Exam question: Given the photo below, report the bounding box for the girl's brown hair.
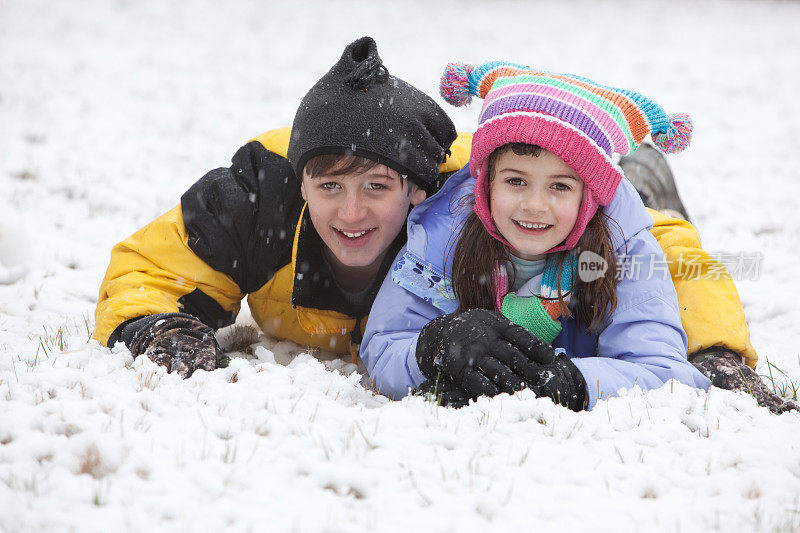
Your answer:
[450,143,619,334]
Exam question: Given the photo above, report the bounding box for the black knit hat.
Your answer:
[287,36,457,189]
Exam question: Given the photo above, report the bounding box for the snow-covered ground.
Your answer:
[2,0,800,531]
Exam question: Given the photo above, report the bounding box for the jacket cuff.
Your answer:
[407,333,426,389]
[689,345,746,365]
[107,316,141,348]
[112,313,199,349]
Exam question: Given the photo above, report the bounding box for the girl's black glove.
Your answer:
[520,352,587,411]
[415,309,557,399]
[126,313,222,378]
[415,309,587,411]
[412,376,471,408]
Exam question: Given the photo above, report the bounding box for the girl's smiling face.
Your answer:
[489,148,584,260]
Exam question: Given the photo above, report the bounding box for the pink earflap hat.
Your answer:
[440,61,693,252]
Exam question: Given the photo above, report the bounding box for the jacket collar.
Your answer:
[290,203,406,317]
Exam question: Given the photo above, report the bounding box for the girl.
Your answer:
[360,61,710,410]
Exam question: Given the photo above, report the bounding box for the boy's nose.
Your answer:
[339,192,368,222]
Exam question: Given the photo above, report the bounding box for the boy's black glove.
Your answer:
[126,313,223,378]
[412,376,471,408]
[690,348,798,414]
[415,309,557,399]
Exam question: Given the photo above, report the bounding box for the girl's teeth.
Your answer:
[342,230,367,238]
[518,222,549,229]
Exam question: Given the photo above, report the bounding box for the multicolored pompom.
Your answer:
[439,62,474,107]
[652,113,693,154]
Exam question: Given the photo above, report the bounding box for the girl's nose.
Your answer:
[520,187,548,212]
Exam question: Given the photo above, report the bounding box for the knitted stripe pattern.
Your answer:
[502,294,563,344]
[494,254,577,344]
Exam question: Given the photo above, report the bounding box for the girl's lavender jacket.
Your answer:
[361,165,710,408]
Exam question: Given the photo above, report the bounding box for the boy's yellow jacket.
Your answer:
[94,128,758,368]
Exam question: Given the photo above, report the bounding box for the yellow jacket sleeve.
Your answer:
[649,209,758,367]
[440,132,472,173]
[94,205,244,346]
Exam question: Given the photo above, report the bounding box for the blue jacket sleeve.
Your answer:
[361,246,446,399]
[570,229,711,409]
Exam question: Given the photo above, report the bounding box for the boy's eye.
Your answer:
[320,182,341,191]
[366,182,387,191]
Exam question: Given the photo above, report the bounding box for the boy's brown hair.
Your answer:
[303,154,415,193]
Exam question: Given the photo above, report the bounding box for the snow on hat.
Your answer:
[439,61,692,252]
[288,37,457,190]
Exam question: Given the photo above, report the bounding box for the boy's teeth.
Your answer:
[342,230,368,238]
[518,222,549,229]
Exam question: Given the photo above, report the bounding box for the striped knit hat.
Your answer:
[440,61,692,252]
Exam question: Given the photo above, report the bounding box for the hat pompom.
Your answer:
[652,113,693,154]
[440,62,474,107]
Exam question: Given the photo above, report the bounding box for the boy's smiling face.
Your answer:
[489,148,584,260]
[301,162,426,276]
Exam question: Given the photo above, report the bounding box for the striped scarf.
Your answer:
[493,253,577,344]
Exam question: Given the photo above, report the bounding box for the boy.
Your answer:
[93,37,464,374]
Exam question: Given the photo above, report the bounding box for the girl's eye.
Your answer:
[552,182,572,192]
[506,177,525,186]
